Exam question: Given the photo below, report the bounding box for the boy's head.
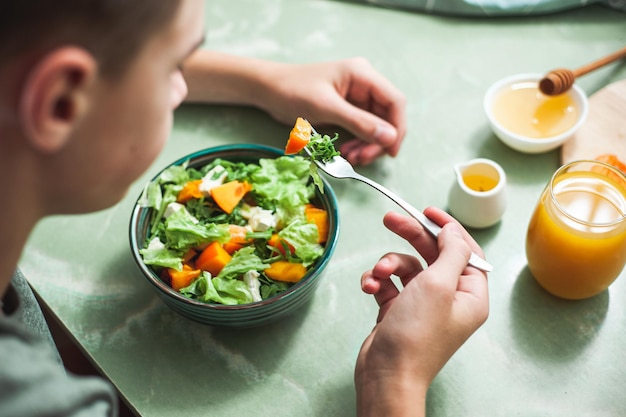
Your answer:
[0,1,180,79]
[0,0,205,215]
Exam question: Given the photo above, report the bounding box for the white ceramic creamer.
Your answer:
[448,158,507,228]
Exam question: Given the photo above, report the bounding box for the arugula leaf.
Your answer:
[260,277,290,299]
[302,131,340,193]
[307,132,340,162]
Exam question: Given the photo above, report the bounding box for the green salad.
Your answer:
[137,155,331,306]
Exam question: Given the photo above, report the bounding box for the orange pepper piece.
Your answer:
[176,179,203,204]
[285,117,312,154]
[305,205,329,243]
[181,248,198,264]
[265,261,307,283]
[267,233,295,256]
[195,241,232,276]
[210,180,252,214]
[168,264,202,291]
[223,241,244,255]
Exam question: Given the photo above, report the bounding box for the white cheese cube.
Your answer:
[163,202,185,218]
[246,207,278,232]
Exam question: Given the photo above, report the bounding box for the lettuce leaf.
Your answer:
[211,277,253,304]
[279,219,324,266]
[157,163,190,185]
[138,181,162,210]
[216,247,270,280]
[251,157,314,211]
[164,208,230,250]
[180,272,251,305]
[139,164,189,234]
[139,239,183,270]
[308,162,325,195]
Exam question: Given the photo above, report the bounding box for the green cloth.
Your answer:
[0,270,117,417]
[363,0,626,15]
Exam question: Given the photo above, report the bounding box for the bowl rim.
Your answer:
[483,72,589,147]
[129,144,340,311]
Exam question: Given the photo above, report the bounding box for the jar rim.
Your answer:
[549,160,626,228]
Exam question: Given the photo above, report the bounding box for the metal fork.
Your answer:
[304,148,493,272]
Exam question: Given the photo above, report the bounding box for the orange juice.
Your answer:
[526,162,626,299]
[492,81,579,138]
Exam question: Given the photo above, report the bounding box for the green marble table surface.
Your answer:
[20,1,626,416]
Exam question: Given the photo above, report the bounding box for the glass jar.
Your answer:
[525,160,626,300]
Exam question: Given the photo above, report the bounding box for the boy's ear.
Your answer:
[19,47,97,153]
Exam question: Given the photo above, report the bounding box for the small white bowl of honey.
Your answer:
[483,73,589,154]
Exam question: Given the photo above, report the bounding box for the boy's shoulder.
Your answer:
[0,270,117,417]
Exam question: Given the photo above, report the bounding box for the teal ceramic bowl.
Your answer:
[129,144,340,327]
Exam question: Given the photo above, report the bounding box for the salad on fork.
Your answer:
[285,117,493,273]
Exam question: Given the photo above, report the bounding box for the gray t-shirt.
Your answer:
[0,270,117,417]
[363,0,626,15]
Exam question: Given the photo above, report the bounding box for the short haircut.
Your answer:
[0,0,182,79]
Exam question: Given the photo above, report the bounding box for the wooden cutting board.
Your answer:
[561,79,626,165]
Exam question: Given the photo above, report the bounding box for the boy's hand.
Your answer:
[355,208,489,417]
[261,57,407,166]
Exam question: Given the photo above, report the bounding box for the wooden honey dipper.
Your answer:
[539,45,626,96]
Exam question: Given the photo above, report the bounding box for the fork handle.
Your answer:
[351,173,443,238]
[350,173,493,273]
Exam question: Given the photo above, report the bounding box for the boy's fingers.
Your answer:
[382,211,439,263]
[423,206,485,257]
[422,223,473,293]
[361,270,400,308]
[371,253,424,288]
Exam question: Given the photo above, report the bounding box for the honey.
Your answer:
[492,81,579,138]
[462,174,498,192]
[449,158,507,229]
